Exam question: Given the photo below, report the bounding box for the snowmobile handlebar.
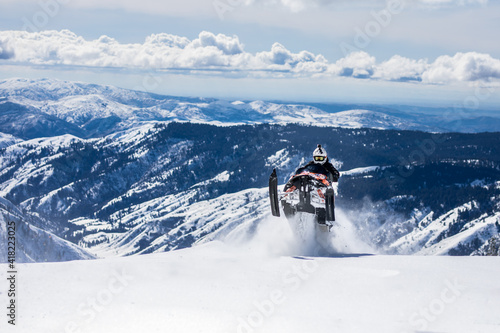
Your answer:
[287,171,331,188]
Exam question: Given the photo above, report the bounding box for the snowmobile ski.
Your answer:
[269,168,280,217]
[325,187,335,222]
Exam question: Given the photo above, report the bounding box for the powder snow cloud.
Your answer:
[1,30,499,85]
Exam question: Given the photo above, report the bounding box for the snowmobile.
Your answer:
[269,164,336,234]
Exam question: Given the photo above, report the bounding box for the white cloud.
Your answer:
[422,52,500,84]
[1,30,499,85]
[145,33,190,49]
[255,42,328,73]
[330,51,376,78]
[0,30,325,74]
[373,55,429,81]
[191,31,244,55]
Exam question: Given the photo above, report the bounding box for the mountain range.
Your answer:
[0,78,499,263]
[2,78,500,141]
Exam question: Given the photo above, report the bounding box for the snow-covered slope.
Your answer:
[82,188,270,258]
[388,201,500,256]
[0,132,22,148]
[0,197,95,263]
[2,241,499,333]
[71,178,499,260]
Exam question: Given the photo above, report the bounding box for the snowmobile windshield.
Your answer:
[295,163,329,177]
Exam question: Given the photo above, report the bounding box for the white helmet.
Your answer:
[313,144,327,165]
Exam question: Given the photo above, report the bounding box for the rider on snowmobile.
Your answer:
[277,144,338,224]
[298,144,340,183]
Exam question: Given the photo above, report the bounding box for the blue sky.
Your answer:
[0,0,499,108]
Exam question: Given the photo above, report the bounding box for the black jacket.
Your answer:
[303,159,340,183]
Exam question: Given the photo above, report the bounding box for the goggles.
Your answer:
[314,156,325,161]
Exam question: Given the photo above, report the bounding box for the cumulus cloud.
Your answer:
[0,30,250,70]
[422,52,500,83]
[330,51,376,78]
[373,55,429,82]
[0,30,327,75]
[191,31,245,55]
[256,42,328,72]
[326,51,500,84]
[145,33,190,49]
[1,29,499,85]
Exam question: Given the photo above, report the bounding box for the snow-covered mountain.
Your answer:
[2,77,490,139]
[1,118,498,260]
[0,77,499,263]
